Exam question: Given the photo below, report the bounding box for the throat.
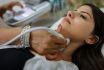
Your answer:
[28,47,38,55]
[60,42,83,61]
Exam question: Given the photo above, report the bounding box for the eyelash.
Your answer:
[74,10,87,20]
[79,14,87,20]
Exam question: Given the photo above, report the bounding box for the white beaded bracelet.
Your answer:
[19,25,31,48]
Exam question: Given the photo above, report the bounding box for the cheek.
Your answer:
[70,21,94,41]
[59,19,94,42]
[60,21,86,40]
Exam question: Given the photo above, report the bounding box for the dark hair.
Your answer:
[72,4,104,70]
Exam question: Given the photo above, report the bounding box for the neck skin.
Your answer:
[28,39,83,62]
[58,41,83,62]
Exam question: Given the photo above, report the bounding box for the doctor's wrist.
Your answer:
[19,25,31,48]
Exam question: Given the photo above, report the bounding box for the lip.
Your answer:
[56,24,62,32]
[63,17,71,24]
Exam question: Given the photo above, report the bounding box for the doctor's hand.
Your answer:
[30,30,67,60]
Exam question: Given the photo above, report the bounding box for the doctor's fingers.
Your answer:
[49,34,67,47]
[49,42,66,50]
[43,42,65,54]
[43,47,61,56]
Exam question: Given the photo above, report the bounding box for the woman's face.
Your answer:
[58,5,95,43]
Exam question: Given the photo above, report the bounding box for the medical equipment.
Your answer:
[6,1,51,26]
[0,27,70,50]
[50,17,71,45]
[25,0,41,5]
[50,17,64,30]
[3,10,14,22]
[12,5,23,14]
[5,0,66,26]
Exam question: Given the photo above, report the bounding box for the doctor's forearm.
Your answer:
[0,27,22,44]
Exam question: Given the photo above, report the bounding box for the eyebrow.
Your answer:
[80,11,92,18]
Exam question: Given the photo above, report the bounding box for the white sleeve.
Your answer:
[23,55,79,70]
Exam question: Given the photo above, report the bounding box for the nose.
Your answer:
[67,11,75,19]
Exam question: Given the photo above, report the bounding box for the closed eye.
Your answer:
[74,10,89,20]
[80,14,87,20]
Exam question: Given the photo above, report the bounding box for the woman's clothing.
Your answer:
[0,47,79,70]
[24,54,79,70]
[0,48,34,70]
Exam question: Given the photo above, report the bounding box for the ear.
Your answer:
[85,35,99,44]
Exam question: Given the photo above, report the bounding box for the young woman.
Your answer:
[0,3,104,70]
[23,3,104,70]
[52,3,104,70]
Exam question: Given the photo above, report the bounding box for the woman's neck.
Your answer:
[60,41,83,61]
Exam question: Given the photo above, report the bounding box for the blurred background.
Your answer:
[30,0,104,27]
[0,0,104,28]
